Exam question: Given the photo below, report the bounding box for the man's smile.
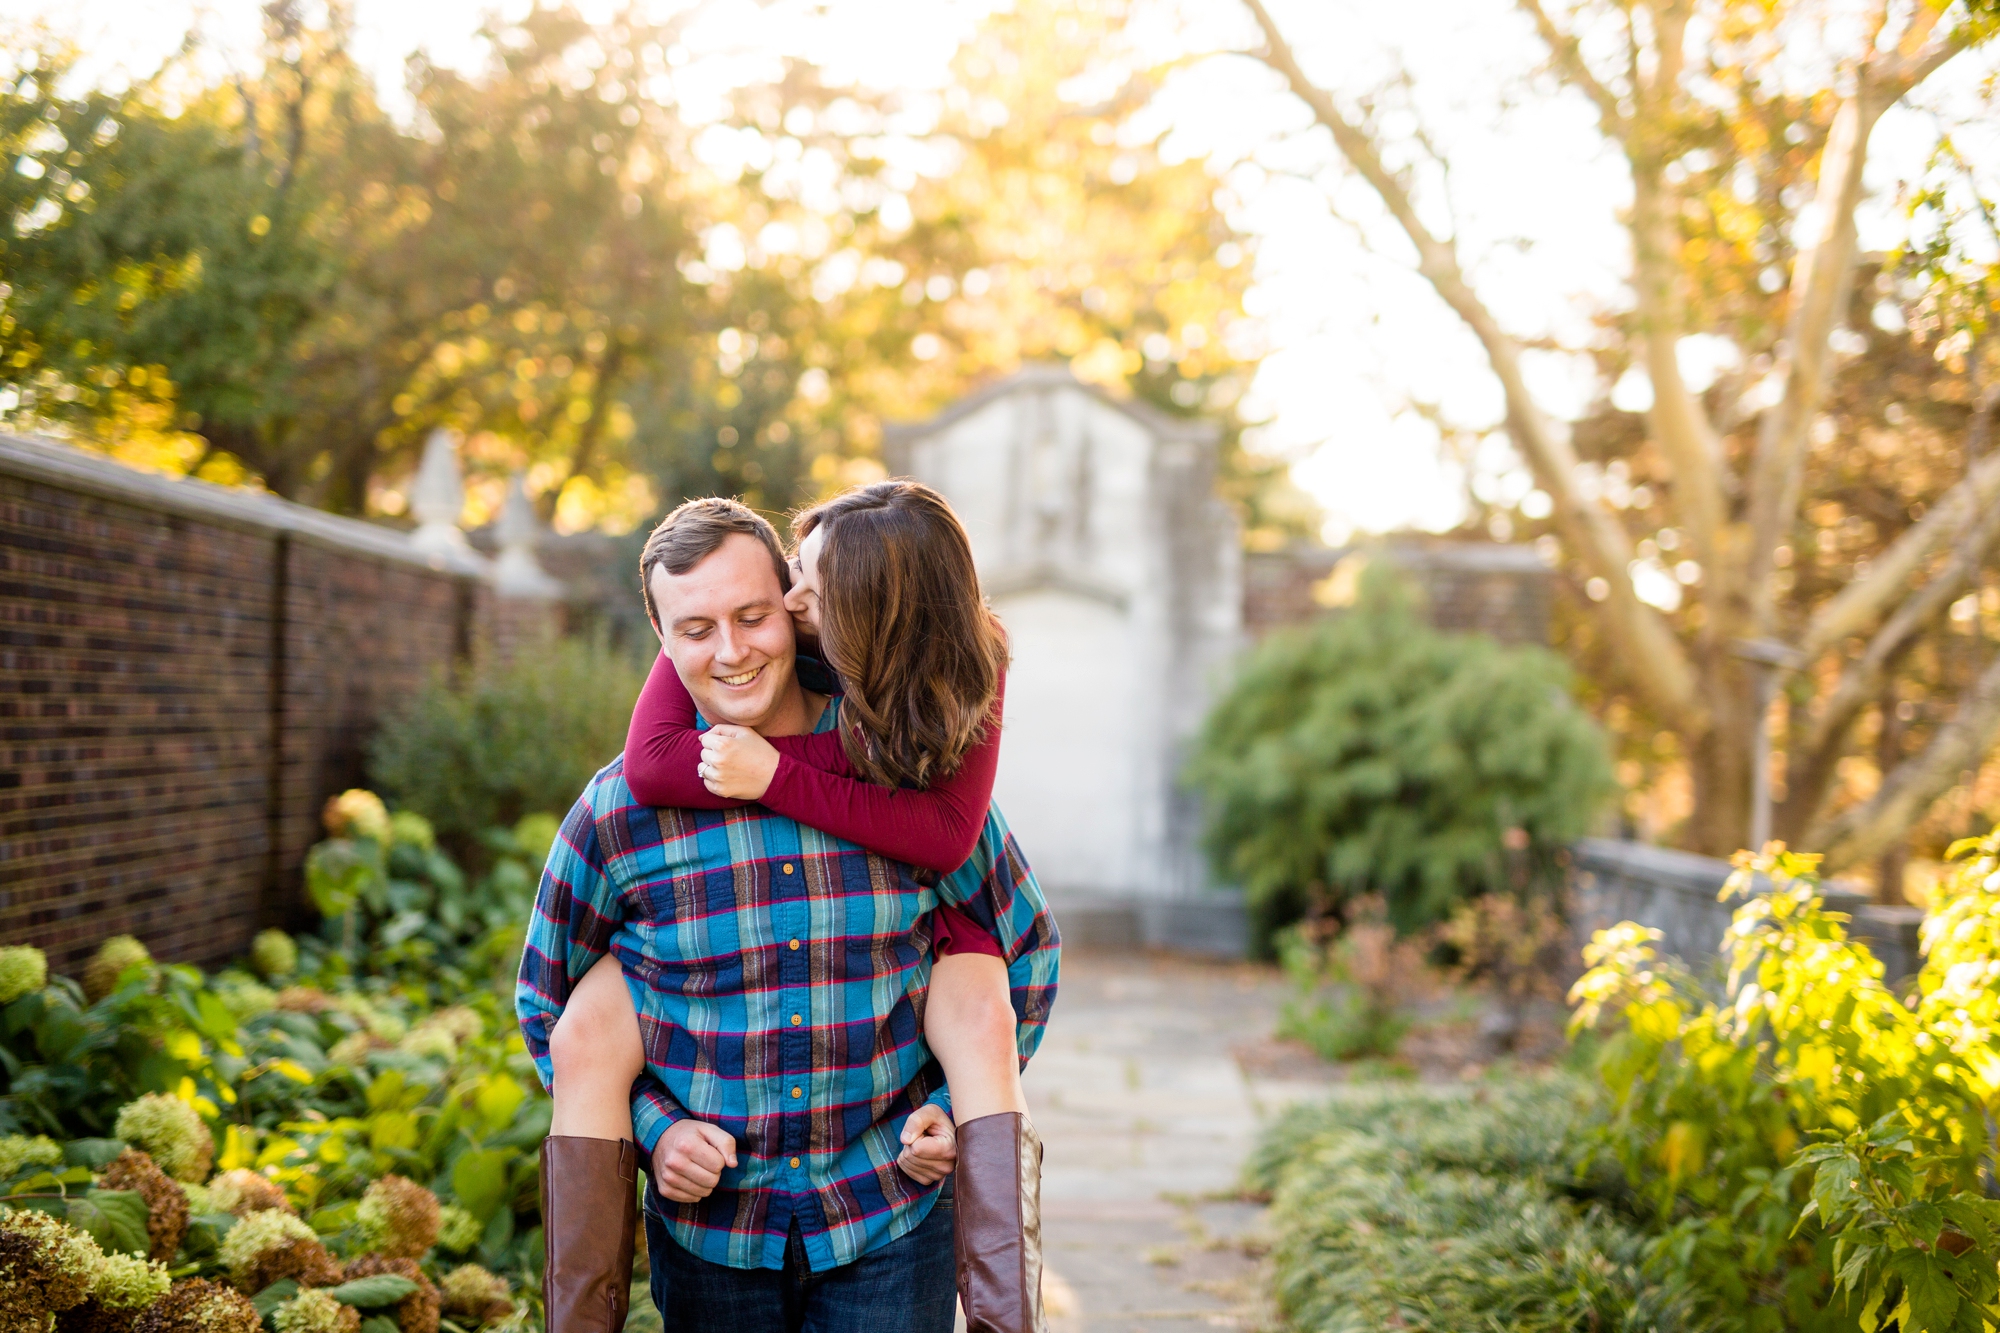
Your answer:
[716,665,765,688]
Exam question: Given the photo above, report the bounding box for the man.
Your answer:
[517,498,1059,1333]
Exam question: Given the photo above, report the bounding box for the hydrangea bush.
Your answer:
[0,792,564,1332]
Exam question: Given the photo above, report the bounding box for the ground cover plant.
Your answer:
[1254,830,2000,1333]
[0,791,560,1332]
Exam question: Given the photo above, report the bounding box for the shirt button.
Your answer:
[783,862,795,874]
[789,938,800,951]
[791,1086,802,1098]
[792,1014,803,1026]
[789,1156,801,1168]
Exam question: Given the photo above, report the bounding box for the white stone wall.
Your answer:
[890,368,1241,906]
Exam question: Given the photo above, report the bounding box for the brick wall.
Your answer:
[1244,538,1553,645]
[0,434,510,970]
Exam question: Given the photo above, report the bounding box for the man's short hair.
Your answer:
[639,497,790,629]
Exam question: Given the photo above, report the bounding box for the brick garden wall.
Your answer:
[0,434,520,970]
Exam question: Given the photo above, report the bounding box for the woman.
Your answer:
[546,481,1046,1333]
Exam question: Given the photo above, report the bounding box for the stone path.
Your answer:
[1024,950,1327,1333]
[625,949,1321,1333]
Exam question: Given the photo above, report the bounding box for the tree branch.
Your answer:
[1800,445,2000,657]
[1745,19,1965,635]
[1781,466,2000,832]
[1242,0,1705,728]
[1806,647,2000,870]
[1515,0,1627,140]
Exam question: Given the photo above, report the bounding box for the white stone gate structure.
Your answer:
[885,366,1245,949]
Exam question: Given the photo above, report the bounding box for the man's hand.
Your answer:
[652,1120,739,1203]
[699,725,781,800]
[896,1104,957,1184]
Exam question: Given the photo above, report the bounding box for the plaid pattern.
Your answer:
[516,694,1060,1275]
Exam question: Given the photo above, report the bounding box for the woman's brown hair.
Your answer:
[794,480,1009,790]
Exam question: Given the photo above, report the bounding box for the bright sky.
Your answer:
[15,0,1999,541]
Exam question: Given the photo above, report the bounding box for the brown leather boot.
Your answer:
[953,1112,1047,1333]
[541,1136,638,1333]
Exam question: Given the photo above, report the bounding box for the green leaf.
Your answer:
[251,1279,302,1317]
[1941,1195,2000,1250]
[452,1147,512,1221]
[323,1275,420,1307]
[361,1317,401,1333]
[1890,1248,1960,1333]
[62,1139,127,1170]
[1901,1201,1946,1248]
[306,839,384,919]
[66,1189,151,1256]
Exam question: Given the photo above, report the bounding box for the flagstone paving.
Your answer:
[626,948,1330,1333]
[1025,949,1332,1333]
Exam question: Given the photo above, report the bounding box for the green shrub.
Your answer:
[368,635,647,850]
[1187,565,1614,943]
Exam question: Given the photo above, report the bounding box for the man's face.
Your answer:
[649,533,799,729]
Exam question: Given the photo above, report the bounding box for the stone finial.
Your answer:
[409,429,469,555]
[492,471,563,598]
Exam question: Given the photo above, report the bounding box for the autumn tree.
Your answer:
[1231,0,2000,873]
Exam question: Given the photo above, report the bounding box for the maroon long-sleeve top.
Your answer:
[622,650,1003,876]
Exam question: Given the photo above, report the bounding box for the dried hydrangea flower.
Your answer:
[130,1279,261,1333]
[250,930,298,980]
[216,1210,341,1293]
[98,1150,190,1263]
[84,936,155,1003]
[437,1266,514,1327]
[271,1289,361,1333]
[0,945,48,1004]
[354,1176,441,1259]
[343,1255,439,1333]
[0,1133,64,1181]
[0,1207,105,1318]
[112,1096,215,1184]
[204,1169,293,1218]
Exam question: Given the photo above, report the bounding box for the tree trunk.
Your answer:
[1683,654,1755,857]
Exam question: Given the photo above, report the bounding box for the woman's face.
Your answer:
[783,527,824,638]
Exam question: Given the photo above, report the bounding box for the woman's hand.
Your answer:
[698,725,781,800]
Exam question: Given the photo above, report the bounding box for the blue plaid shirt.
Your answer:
[516,692,1060,1273]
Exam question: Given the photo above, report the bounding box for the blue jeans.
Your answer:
[644,1181,957,1333]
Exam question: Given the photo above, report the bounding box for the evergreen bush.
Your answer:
[1188,565,1614,943]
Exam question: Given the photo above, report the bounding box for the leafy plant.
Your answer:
[0,791,567,1318]
[1272,916,1412,1063]
[1571,840,2000,1332]
[1188,565,1614,944]
[1251,1078,1691,1333]
[368,635,644,852]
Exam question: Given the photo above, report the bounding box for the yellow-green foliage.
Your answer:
[0,1133,63,1180]
[91,1253,173,1310]
[0,945,48,1003]
[112,1095,214,1184]
[271,1289,360,1333]
[83,936,153,1003]
[250,930,298,980]
[355,1175,441,1259]
[1573,842,2000,1332]
[1,1208,105,1315]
